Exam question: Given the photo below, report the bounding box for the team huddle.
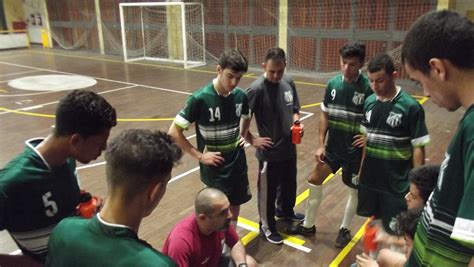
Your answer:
[0,10,472,267]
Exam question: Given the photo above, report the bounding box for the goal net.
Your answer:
[119,2,205,69]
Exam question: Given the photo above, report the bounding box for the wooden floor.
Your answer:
[0,48,464,266]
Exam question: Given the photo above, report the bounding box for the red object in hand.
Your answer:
[363,216,378,254]
[78,191,98,218]
[291,120,302,144]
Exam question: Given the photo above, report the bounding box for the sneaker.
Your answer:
[286,223,316,237]
[275,212,305,222]
[260,227,284,245]
[335,228,352,248]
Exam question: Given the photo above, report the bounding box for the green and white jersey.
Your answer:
[174,82,250,185]
[407,105,474,267]
[0,138,80,262]
[46,215,176,267]
[360,88,430,194]
[322,73,372,159]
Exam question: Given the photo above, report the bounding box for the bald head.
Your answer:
[195,188,228,216]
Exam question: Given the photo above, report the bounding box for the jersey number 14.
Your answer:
[208,107,221,122]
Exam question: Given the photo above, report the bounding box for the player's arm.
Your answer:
[168,122,223,166]
[169,122,202,161]
[412,146,425,167]
[231,241,248,266]
[242,115,272,150]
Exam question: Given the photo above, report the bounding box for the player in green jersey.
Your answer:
[288,42,372,248]
[169,49,252,228]
[357,53,430,235]
[0,90,117,264]
[402,10,474,266]
[46,129,182,267]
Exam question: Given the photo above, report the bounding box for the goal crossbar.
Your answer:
[119,2,206,69]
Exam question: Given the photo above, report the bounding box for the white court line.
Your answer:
[0,85,137,115]
[0,61,192,97]
[76,134,197,172]
[9,249,21,255]
[0,69,42,78]
[237,221,312,253]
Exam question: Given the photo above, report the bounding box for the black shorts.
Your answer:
[324,150,361,189]
[203,174,252,206]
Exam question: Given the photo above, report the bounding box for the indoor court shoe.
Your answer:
[335,227,352,248]
[286,223,316,237]
[275,212,305,222]
[260,227,284,245]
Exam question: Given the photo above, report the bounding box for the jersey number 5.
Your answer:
[42,192,58,217]
[208,107,221,122]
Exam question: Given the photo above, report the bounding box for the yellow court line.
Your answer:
[0,107,173,122]
[329,218,370,267]
[237,216,307,247]
[294,80,326,87]
[418,96,429,105]
[301,102,321,109]
[28,50,328,88]
[0,107,55,118]
[240,168,342,247]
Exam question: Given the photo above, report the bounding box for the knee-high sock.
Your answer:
[303,183,322,228]
[340,187,358,229]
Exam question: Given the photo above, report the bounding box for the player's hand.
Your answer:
[353,134,366,148]
[299,123,305,137]
[315,147,325,164]
[238,136,248,147]
[199,152,225,167]
[250,136,273,150]
[356,253,378,267]
[94,196,104,214]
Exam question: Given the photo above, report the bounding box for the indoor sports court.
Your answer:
[0,0,472,266]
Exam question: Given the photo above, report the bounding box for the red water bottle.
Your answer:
[77,191,98,218]
[292,120,302,144]
[363,216,378,255]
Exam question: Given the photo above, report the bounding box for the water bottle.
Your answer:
[363,216,378,256]
[292,120,302,144]
[77,191,98,218]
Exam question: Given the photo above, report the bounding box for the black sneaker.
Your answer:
[335,228,352,248]
[275,212,305,222]
[286,223,316,237]
[260,227,284,245]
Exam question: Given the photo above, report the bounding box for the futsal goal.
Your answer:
[119,2,205,69]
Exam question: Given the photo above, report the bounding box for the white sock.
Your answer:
[303,183,322,228]
[340,187,358,229]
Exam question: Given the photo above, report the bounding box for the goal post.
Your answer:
[119,2,206,69]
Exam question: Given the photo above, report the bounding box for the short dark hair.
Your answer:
[54,90,117,138]
[195,187,227,216]
[402,10,474,74]
[265,47,286,62]
[367,53,395,75]
[218,49,248,72]
[105,129,182,199]
[340,42,366,63]
[408,165,439,202]
[394,208,423,239]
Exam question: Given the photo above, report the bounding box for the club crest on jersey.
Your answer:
[235,103,242,117]
[386,111,402,127]
[365,110,372,123]
[284,91,293,103]
[352,92,365,105]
